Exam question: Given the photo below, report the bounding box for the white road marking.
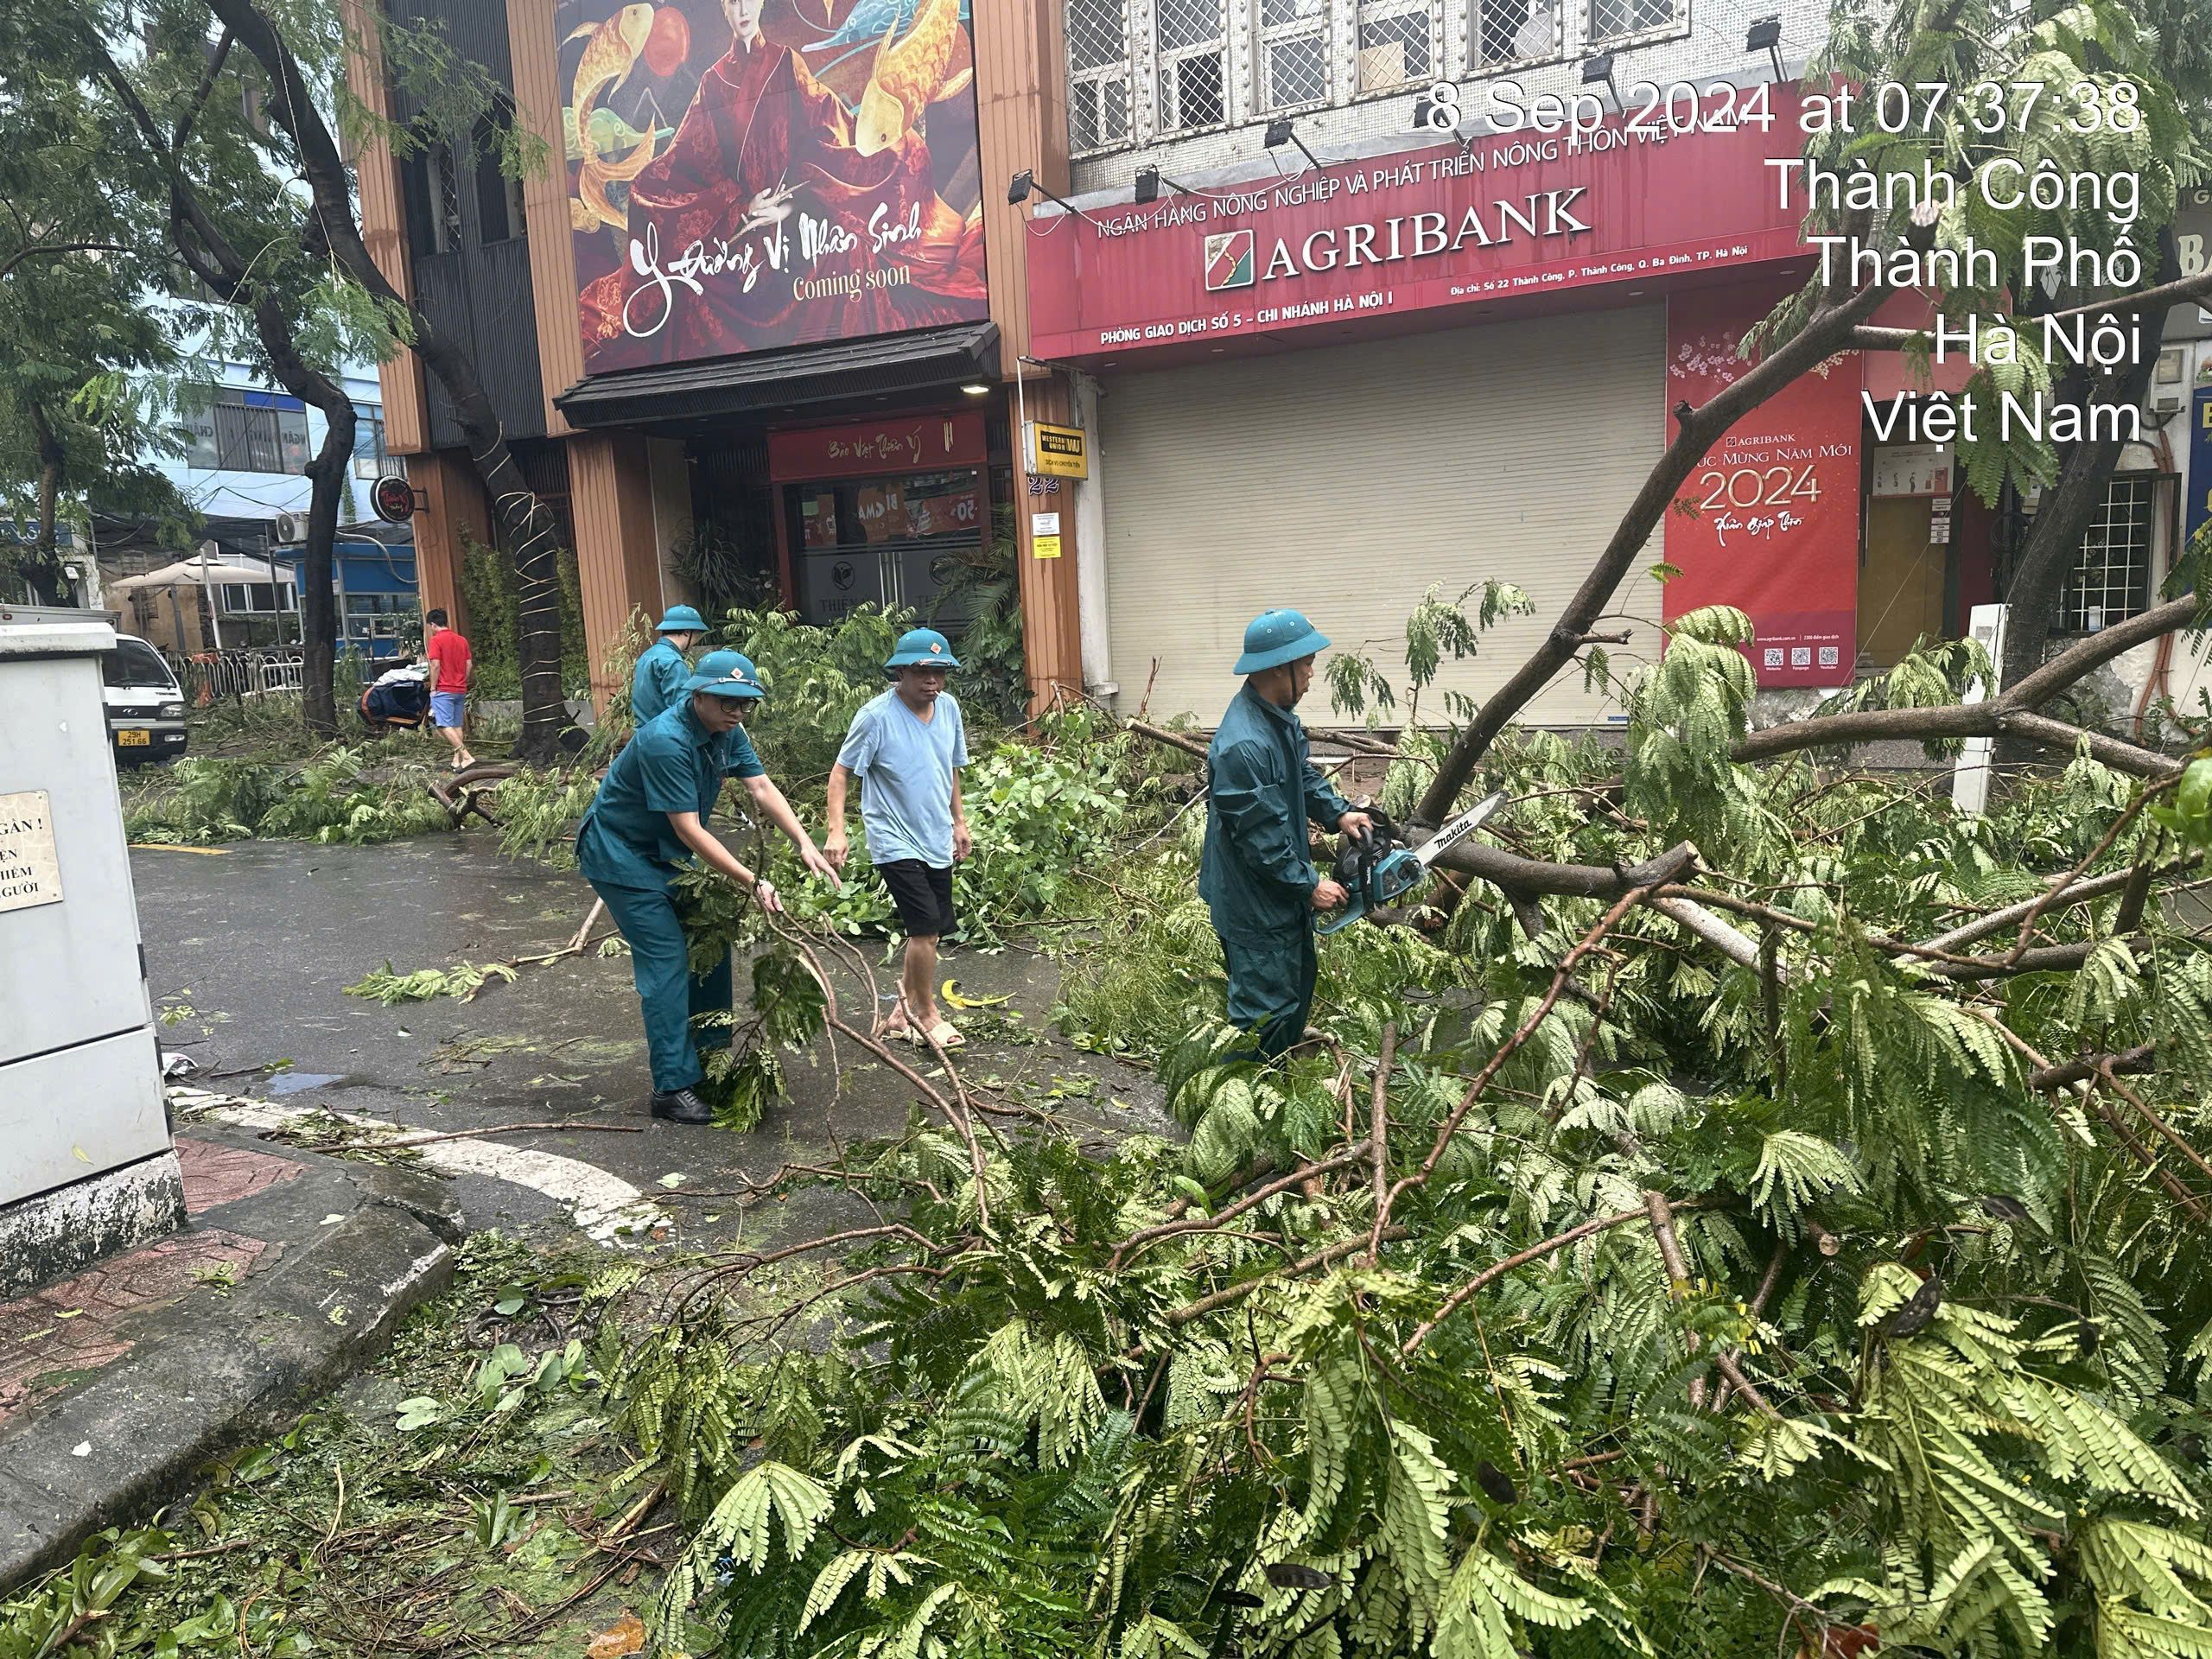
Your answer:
[169,1090,666,1245]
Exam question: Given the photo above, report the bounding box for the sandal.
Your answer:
[921,1020,966,1051]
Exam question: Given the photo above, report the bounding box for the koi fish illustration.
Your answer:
[850,0,970,157]
[566,5,660,232]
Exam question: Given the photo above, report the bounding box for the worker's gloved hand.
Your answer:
[1312,878,1351,911]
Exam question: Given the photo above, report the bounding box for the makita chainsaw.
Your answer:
[1318,792,1508,935]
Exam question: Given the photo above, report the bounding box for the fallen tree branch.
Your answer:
[1402,1205,1654,1356]
[1921,861,2196,954]
[1999,779,2171,966]
[1429,839,1698,899]
[2028,1043,2156,1090]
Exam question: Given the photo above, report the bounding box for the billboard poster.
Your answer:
[559,0,990,376]
[2190,384,2212,558]
[1662,281,1860,690]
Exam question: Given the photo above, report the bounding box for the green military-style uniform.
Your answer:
[631,637,690,724]
[580,654,766,1096]
[630,607,706,724]
[1201,614,1353,1059]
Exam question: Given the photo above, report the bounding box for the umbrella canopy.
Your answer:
[107,557,281,594]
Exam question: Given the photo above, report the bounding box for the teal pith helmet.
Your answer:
[886,627,961,671]
[1233,608,1330,675]
[684,648,766,699]
[655,605,707,634]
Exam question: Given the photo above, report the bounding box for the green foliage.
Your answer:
[610,612,2212,1659]
[344,959,518,1005]
[123,744,455,845]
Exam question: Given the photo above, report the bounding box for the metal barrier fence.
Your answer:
[167,647,306,704]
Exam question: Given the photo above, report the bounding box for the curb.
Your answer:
[0,1162,459,1591]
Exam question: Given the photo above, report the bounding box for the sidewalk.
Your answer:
[0,1124,460,1589]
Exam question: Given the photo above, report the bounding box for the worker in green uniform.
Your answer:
[1200,610,1372,1059]
[580,650,838,1124]
[630,605,709,723]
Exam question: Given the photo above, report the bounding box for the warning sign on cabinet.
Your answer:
[0,791,62,914]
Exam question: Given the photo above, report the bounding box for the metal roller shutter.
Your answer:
[1096,305,1665,728]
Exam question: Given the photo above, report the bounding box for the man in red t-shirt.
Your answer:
[423,608,474,772]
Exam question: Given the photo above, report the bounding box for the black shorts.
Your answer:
[878,859,956,938]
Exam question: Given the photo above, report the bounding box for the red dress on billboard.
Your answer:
[579,35,987,372]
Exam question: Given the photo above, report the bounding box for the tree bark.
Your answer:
[202,0,575,762]
[24,400,70,606]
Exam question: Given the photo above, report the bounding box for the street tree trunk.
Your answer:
[203,0,576,763]
[1988,228,2181,773]
[24,401,71,606]
[249,296,353,737]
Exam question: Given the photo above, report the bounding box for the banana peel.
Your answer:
[941,978,1011,1010]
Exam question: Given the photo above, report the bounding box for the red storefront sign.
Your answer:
[767,411,987,481]
[1662,279,1859,689]
[1026,92,1808,363]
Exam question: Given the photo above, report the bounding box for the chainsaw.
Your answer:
[1317,791,1509,935]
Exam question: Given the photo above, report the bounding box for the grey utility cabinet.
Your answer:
[0,609,181,1298]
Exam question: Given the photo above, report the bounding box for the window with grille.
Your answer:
[181,391,312,477]
[1069,0,1133,149]
[1257,0,1330,110]
[1357,0,1436,91]
[1587,0,1680,43]
[1474,0,1562,64]
[2057,477,2156,632]
[1156,0,1229,130]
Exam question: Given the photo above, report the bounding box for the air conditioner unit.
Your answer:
[274,512,308,545]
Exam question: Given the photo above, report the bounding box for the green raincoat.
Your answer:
[1199,682,1353,1058]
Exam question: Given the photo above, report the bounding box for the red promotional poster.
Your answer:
[559,0,990,375]
[1662,282,1860,689]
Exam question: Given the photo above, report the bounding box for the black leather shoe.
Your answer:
[651,1088,714,1125]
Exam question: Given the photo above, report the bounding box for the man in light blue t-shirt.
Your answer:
[824,627,972,1048]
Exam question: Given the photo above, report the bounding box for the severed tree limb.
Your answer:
[1402,1205,1654,1357]
[1649,894,1770,975]
[1643,1191,1709,1411]
[1921,861,2196,954]
[1428,839,1698,900]
[2029,1043,2155,1091]
[1733,594,2202,778]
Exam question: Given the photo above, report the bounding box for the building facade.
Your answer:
[353,0,1084,712]
[1026,0,2212,728]
[359,0,2212,734]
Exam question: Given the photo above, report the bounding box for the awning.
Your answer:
[554,322,1000,430]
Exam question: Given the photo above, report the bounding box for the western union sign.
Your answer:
[1027,421,1090,480]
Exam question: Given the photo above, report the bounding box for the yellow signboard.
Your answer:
[1033,534,1063,560]
[1028,422,1089,480]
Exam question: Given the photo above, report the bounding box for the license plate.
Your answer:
[118,729,150,747]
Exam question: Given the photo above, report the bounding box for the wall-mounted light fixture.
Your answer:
[1008,169,1101,226]
[1745,16,1783,83]
[1262,118,1325,172]
[1580,53,1620,111]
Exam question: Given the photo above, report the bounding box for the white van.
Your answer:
[3,604,192,763]
[101,634,190,764]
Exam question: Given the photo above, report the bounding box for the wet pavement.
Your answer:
[130,838,1168,1250]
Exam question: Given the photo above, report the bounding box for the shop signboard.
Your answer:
[2168,188,2212,344]
[561,0,991,375]
[1027,422,1089,479]
[1026,89,1807,364]
[1662,280,1860,690]
[767,410,987,480]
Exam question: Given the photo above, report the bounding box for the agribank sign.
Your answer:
[1026,90,1809,362]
